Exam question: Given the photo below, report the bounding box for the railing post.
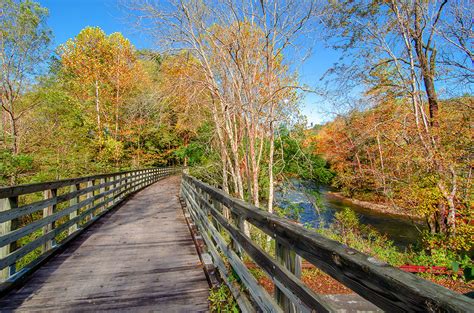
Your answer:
[1,196,18,281]
[105,176,111,208]
[137,170,141,189]
[68,183,80,235]
[231,212,246,258]
[120,173,124,199]
[113,174,118,203]
[119,174,124,201]
[0,198,9,281]
[136,171,141,190]
[275,241,302,312]
[42,189,57,253]
[126,172,130,193]
[87,180,94,220]
[99,178,106,213]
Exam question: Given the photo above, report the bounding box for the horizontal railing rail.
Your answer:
[181,174,474,313]
[0,167,180,292]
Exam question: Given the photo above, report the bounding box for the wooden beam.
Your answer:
[0,168,162,199]
[42,189,57,253]
[0,167,179,289]
[182,181,330,312]
[0,198,13,281]
[181,182,281,312]
[183,174,474,312]
[68,184,80,235]
[275,241,302,312]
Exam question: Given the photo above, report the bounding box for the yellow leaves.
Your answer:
[59,27,141,91]
[59,27,110,81]
[59,27,147,130]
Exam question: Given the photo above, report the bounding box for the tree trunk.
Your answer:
[8,111,18,155]
[115,84,120,140]
[221,149,228,193]
[376,133,387,196]
[94,80,102,140]
[268,120,275,214]
[413,4,439,129]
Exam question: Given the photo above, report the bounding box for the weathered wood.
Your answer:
[0,172,144,223]
[181,195,255,313]
[275,241,302,312]
[68,184,80,235]
[0,175,209,311]
[0,167,177,286]
[183,180,330,312]
[182,181,281,312]
[99,178,106,213]
[0,176,149,272]
[182,174,474,313]
[0,186,112,248]
[0,168,159,199]
[42,189,57,253]
[1,197,19,279]
[0,198,13,280]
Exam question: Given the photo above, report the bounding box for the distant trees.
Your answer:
[0,0,51,157]
[1,24,200,184]
[59,28,144,146]
[59,27,109,141]
[314,97,473,251]
[157,53,209,167]
[0,0,51,184]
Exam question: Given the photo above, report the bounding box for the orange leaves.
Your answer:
[158,54,208,137]
[59,27,143,96]
[59,27,147,135]
[59,27,110,82]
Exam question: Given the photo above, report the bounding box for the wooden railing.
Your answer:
[0,167,179,292]
[181,174,474,312]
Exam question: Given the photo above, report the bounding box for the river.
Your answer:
[275,179,424,249]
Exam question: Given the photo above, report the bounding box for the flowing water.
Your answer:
[275,179,425,249]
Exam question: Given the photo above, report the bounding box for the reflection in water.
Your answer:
[275,179,425,249]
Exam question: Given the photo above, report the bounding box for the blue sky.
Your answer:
[38,0,340,125]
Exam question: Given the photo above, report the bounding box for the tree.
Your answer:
[158,53,209,167]
[0,0,51,155]
[60,27,147,166]
[130,0,317,215]
[108,33,140,141]
[59,27,111,140]
[318,0,472,238]
[313,96,473,252]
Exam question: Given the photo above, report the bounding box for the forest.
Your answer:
[1,0,472,300]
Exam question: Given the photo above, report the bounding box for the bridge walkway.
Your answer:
[0,176,209,312]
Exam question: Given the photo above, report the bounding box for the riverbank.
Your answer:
[326,191,423,221]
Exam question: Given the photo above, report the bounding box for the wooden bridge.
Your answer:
[0,168,472,312]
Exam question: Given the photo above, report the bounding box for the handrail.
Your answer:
[0,167,180,292]
[181,174,474,312]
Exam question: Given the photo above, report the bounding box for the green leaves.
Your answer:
[0,150,33,185]
[274,125,334,184]
[0,0,51,79]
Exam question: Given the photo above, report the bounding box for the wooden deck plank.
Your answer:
[0,176,210,312]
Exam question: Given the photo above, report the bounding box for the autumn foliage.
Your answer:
[312,97,473,251]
